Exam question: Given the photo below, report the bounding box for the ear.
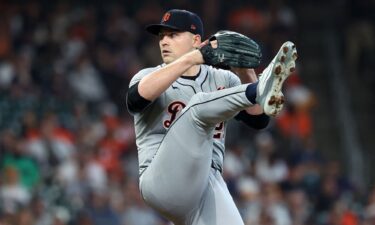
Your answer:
[192,34,202,48]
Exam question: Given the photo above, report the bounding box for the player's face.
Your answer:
[159,29,201,64]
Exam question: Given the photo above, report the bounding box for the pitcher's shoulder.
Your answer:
[129,65,164,86]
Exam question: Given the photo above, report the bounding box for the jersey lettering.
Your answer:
[163,101,186,128]
[213,86,225,139]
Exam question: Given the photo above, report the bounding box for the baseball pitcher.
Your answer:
[126,9,297,225]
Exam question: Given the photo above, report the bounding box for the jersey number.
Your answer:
[213,122,224,139]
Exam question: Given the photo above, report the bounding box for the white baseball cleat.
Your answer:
[256,41,297,116]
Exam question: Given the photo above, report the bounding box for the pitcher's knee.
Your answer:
[188,92,207,105]
[187,93,214,128]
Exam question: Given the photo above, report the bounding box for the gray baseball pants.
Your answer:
[139,84,253,225]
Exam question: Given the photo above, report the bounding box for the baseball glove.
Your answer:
[199,30,262,68]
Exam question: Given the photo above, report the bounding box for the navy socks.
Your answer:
[245,82,258,104]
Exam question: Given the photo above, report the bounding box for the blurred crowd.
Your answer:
[0,1,374,225]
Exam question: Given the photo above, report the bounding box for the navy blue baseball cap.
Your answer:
[146,9,204,37]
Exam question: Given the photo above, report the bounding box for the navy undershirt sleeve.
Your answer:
[234,110,270,130]
[126,82,152,113]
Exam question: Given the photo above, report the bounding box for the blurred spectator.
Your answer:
[267,0,297,57]
[261,183,291,225]
[68,52,108,104]
[236,175,261,225]
[364,187,375,225]
[84,191,120,225]
[72,211,94,225]
[0,16,11,59]
[254,132,288,184]
[121,179,164,225]
[60,148,107,208]
[345,0,375,82]
[324,160,354,196]
[286,188,311,225]
[324,197,359,225]
[315,176,339,217]
[276,73,316,149]
[288,138,322,198]
[1,130,40,190]
[224,144,251,180]
[226,4,268,40]
[95,105,133,178]
[25,112,75,181]
[280,163,305,194]
[0,57,15,91]
[0,166,31,214]
[14,208,35,225]
[30,197,53,225]
[223,144,252,195]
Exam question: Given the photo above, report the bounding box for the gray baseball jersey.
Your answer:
[128,64,254,225]
[129,64,241,175]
